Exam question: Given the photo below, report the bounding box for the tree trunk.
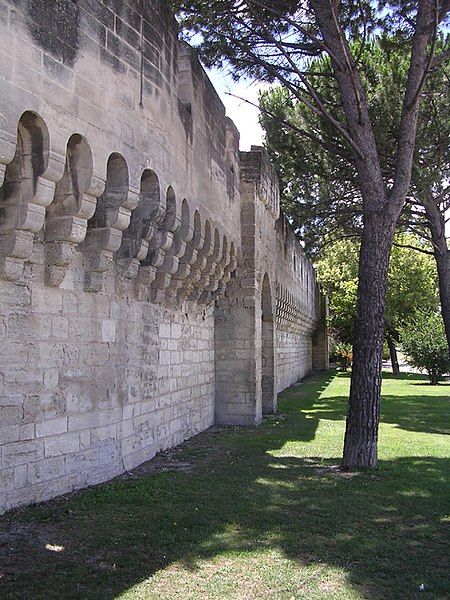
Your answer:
[423,198,450,355]
[386,333,400,375]
[429,370,439,385]
[342,213,396,470]
[435,250,450,355]
[311,0,436,470]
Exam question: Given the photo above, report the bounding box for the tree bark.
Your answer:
[423,197,450,355]
[342,213,396,469]
[386,333,400,375]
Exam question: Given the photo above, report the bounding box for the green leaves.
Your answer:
[401,311,450,384]
[315,236,439,345]
[258,36,449,256]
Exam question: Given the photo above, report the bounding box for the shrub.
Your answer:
[401,311,450,384]
[333,342,353,371]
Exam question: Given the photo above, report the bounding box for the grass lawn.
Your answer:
[0,371,449,599]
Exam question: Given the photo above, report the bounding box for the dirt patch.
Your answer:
[301,458,362,479]
[315,465,361,478]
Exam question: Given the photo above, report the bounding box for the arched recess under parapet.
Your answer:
[1,111,49,206]
[0,111,52,281]
[88,153,129,231]
[261,272,276,414]
[116,168,162,279]
[45,133,99,287]
[83,152,136,292]
[162,186,178,231]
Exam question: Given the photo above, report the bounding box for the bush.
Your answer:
[333,342,353,371]
[401,311,450,384]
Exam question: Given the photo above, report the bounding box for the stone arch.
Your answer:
[84,153,138,292]
[193,226,221,298]
[261,272,276,414]
[47,133,94,221]
[141,183,177,268]
[178,198,192,241]
[45,133,102,286]
[192,210,203,249]
[166,207,203,303]
[0,111,54,281]
[117,167,162,278]
[200,233,233,304]
[178,217,212,302]
[217,239,238,295]
[161,185,178,232]
[88,153,129,231]
[201,220,212,262]
[1,111,49,212]
[150,197,193,303]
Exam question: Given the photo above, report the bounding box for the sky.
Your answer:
[206,67,268,150]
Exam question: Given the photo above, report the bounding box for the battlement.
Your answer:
[240,146,280,218]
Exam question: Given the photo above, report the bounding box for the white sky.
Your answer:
[207,67,267,150]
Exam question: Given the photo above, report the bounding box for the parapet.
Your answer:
[240,146,280,218]
[275,213,321,333]
[0,0,243,301]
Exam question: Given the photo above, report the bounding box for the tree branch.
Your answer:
[392,241,435,255]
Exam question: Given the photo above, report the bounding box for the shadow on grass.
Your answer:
[382,371,450,386]
[306,371,449,436]
[0,372,448,599]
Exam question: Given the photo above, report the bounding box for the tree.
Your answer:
[386,237,439,370]
[315,238,359,343]
[259,39,450,353]
[173,0,450,468]
[401,311,450,383]
[316,236,439,372]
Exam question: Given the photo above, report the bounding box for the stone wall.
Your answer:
[275,215,326,391]
[0,0,327,512]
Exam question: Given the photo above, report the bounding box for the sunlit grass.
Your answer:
[1,371,448,599]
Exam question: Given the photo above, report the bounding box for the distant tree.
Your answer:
[259,38,450,352]
[316,236,439,372]
[333,342,353,371]
[386,239,439,371]
[315,239,359,344]
[401,311,450,383]
[174,0,449,469]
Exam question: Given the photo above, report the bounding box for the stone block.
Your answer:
[52,317,69,340]
[19,423,35,441]
[0,425,20,444]
[36,417,68,438]
[101,319,116,342]
[0,468,15,493]
[43,369,59,390]
[14,464,28,488]
[28,456,66,484]
[2,440,44,467]
[31,285,63,313]
[159,323,171,338]
[23,393,66,423]
[44,432,80,457]
[0,342,27,368]
[0,405,23,426]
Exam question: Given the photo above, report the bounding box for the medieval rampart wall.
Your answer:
[0,0,326,512]
[276,215,322,391]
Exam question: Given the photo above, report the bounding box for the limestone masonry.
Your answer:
[0,0,328,512]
